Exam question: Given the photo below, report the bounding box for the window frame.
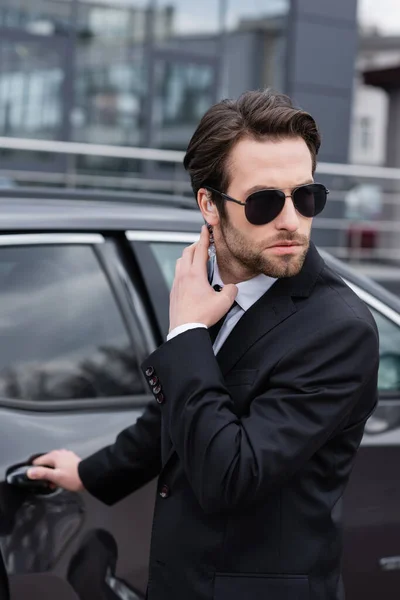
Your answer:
[0,233,153,412]
[95,237,159,363]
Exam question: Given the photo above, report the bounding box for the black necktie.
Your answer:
[208,284,237,344]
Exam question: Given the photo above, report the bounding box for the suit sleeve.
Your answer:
[78,399,162,505]
[141,317,379,514]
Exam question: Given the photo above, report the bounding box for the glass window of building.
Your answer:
[0,39,64,140]
[0,0,73,36]
[156,0,220,38]
[73,1,150,147]
[152,59,216,149]
[79,0,149,44]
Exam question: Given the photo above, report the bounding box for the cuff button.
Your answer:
[145,367,154,377]
[159,484,170,498]
[156,393,165,405]
[153,384,162,395]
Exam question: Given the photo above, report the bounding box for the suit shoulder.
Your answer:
[314,263,378,333]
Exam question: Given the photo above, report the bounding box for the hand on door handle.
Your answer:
[6,465,55,492]
[27,449,83,492]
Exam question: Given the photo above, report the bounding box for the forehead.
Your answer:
[227,136,313,192]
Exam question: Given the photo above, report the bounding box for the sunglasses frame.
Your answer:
[204,183,329,224]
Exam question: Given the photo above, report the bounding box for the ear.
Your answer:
[197,188,219,226]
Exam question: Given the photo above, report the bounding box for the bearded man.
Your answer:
[29,90,379,600]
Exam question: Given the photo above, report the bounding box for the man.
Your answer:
[29,90,379,600]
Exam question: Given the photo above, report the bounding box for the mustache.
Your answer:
[266,234,309,246]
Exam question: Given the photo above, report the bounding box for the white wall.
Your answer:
[349,80,389,165]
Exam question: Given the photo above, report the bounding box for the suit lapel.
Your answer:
[216,280,296,376]
[216,243,325,376]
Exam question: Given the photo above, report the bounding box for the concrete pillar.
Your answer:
[384,90,400,253]
[386,89,400,169]
[285,0,359,250]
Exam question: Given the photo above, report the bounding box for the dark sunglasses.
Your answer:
[204,183,329,226]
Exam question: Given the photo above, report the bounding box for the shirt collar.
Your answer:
[212,261,276,312]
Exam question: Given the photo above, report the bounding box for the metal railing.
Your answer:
[2,135,400,178]
[0,136,400,267]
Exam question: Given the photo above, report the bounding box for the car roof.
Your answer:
[0,193,203,233]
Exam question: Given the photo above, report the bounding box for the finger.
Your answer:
[220,284,238,308]
[174,257,183,277]
[27,466,59,484]
[32,453,57,467]
[180,243,196,269]
[193,225,210,268]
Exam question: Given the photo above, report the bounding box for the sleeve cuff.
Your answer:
[167,323,207,341]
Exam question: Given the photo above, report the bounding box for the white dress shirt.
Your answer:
[167,263,277,354]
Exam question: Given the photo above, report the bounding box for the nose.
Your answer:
[274,197,300,232]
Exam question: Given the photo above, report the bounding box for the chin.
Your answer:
[261,252,307,278]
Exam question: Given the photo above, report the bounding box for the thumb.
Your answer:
[220,283,238,308]
[27,466,58,484]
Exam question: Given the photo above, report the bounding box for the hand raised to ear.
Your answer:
[169,225,237,332]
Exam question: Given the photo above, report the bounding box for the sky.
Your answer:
[359,0,400,34]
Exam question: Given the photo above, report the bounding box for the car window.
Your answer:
[364,307,400,435]
[148,242,188,289]
[0,244,144,402]
[368,307,400,393]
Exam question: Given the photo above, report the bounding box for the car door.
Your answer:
[342,283,400,600]
[0,233,157,600]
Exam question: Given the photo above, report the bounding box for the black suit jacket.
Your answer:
[79,243,379,600]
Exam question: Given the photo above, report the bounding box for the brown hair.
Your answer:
[183,89,321,214]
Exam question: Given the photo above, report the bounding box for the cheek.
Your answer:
[250,223,275,244]
[227,206,274,243]
[226,203,249,231]
[300,217,313,236]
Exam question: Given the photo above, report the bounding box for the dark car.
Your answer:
[0,191,399,600]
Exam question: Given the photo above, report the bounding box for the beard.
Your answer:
[218,216,310,279]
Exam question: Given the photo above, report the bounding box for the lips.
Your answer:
[269,242,301,248]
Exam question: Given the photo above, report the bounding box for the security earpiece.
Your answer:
[207,201,214,211]
[206,222,216,258]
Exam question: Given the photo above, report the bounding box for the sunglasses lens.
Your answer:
[244,184,327,225]
[293,184,327,217]
[245,190,285,225]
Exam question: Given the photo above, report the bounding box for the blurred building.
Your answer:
[0,0,358,178]
[349,32,400,254]
[350,32,399,166]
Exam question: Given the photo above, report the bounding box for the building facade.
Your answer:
[0,0,358,178]
[349,33,400,167]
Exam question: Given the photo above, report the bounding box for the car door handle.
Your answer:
[6,465,55,492]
